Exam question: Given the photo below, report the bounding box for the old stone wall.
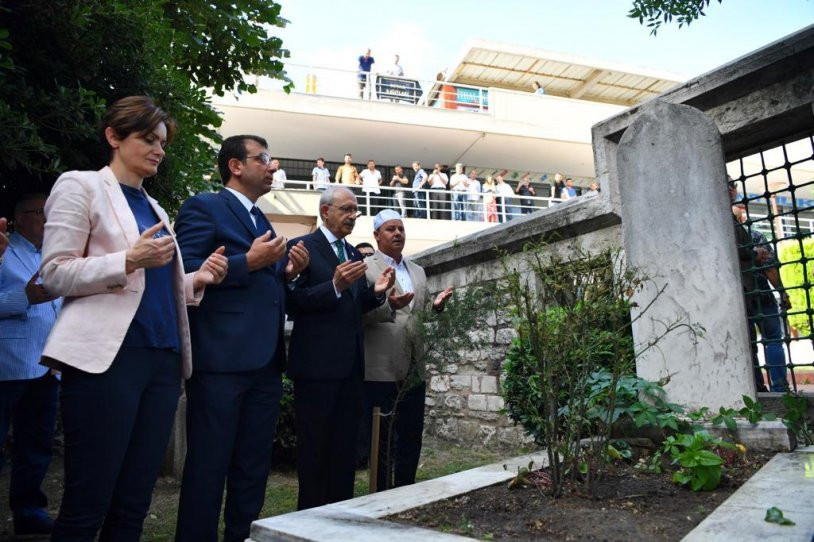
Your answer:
[415,205,623,449]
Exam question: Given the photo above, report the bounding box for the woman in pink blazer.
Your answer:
[40,96,227,542]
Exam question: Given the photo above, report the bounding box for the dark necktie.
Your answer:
[334,240,347,263]
[250,206,266,235]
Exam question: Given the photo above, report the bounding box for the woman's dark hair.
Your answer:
[100,96,177,155]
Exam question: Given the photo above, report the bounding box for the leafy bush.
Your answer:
[272,376,296,468]
[778,237,814,336]
[500,245,698,497]
[664,431,731,491]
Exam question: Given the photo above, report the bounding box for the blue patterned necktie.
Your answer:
[334,240,347,263]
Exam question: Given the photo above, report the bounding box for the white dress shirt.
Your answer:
[225,187,262,229]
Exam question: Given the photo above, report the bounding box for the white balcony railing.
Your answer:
[253,63,490,113]
[264,179,572,223]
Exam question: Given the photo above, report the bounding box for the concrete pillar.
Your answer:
[616,99,754,410]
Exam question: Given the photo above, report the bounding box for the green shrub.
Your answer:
[272,376,296,469]
[778,237,814,335]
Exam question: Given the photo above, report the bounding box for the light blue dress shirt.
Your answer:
[0,232,62,380]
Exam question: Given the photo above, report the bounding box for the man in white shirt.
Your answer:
[311,158,331,191]
[465,170,482,221]
[495,174,518,222]
[449,163,468,221]
[359,160,383,215]
[386,54,404,77]
[427,163,449,220]
[271,159,287,189]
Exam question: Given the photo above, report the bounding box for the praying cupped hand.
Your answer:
[333,260,367,292]
[433,287,453,310]
[285,240,309,280]
[373,266,395,295]
[388,290,414,310]
[125,222,175,274]
[193,246,228,290]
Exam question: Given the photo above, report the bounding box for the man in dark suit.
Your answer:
[174,135,309,542]
[286,186,405,510]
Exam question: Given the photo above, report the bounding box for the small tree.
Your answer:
[500,243,699,497]
[374,280,499,491]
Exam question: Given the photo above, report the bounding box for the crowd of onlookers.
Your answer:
[267,154,600,222]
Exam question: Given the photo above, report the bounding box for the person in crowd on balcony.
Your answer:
[465,169,482,222]
[482,175,498,223]
[386,54,404,77]
[355,242,375,258]
[362,209,452,492]
[584,182,600,197]
[411,161,428,219]
[427,163,449,220]
[0,217,8,261]
[532,81,545,95]
[449,163,468,221]
[312,157,331,191]
[271,158,286,189]
[390,165,409,216]
[0,194,62,537]
[360,160,383,215]
[336,153,359,192]
[285,186,402,510]
[495,174,518,222]
[731,197,790,393]
[174,134,309,542]
[358,48,375,99]
[40,96,228,541]
[550,172,565,199]
[515,174,536,215]
[562,177,578,199]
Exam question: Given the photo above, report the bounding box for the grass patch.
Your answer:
[2,438,516,541]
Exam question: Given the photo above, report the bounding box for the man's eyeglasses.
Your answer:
[246,153,271,165]
[327,204,362,217]
[21,208,45,216]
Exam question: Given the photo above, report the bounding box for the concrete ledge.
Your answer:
[698,420,797,452]
[682,445,814,541]
[412,195,619,275]
[249,450,548,541]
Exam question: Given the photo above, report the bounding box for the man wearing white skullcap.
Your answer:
[362,209,452,492]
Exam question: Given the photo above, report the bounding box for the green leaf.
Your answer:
[725,416,738,434]
[695,450,724,466]
[765,507,795,526]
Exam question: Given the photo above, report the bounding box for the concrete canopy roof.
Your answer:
[447,39,685,107]
[215,95,598,180]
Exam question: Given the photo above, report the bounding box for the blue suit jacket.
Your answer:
[174,189,286,373]
[286,228,383,380]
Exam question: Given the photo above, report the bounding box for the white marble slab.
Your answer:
[248,450,548,541]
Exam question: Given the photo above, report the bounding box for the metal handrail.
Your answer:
[266,179,569,222]
[253,63,490,112]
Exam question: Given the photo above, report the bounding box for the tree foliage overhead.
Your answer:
[0,0,289,215]
[629,0,723,35]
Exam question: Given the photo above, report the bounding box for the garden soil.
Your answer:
[389,453,771,541]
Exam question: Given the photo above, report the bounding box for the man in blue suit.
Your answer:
[287,186,408,510]
[174,135,309,542]
[0,194,62,535]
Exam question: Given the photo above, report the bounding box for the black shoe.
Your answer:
[14,510,54,535]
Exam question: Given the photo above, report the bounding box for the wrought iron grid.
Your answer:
[730,134,814,393]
